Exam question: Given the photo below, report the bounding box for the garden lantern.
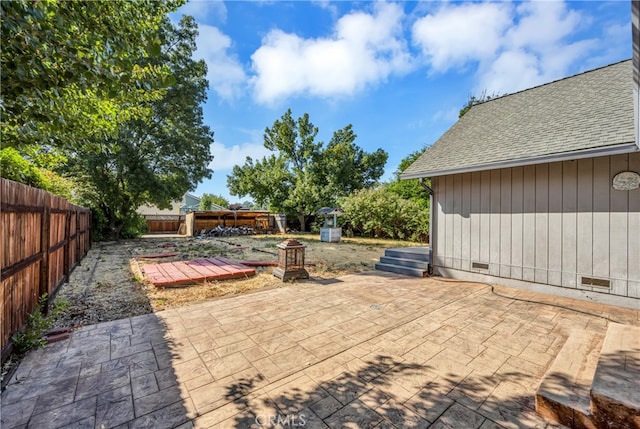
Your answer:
[273,239,309,281]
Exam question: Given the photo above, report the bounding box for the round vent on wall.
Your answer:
[612,171,640,191]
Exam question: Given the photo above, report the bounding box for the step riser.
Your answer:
[374,263,427,277]
[535,396,594,429]
[535,331,604,429]
[536,323,640,429]
[590,323,640,429]
[379,256,429,269]
[384,249,430,262]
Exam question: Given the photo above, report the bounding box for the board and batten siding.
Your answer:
[431,152,640,298]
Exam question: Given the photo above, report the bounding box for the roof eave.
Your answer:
[400,142,639,179]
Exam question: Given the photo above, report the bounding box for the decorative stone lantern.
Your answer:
[273,239,309,281]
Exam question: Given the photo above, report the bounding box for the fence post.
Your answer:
[75,209,81,266]
[39,206,51,315]
[63,209,71,281]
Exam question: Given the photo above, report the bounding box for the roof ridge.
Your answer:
[479,58,632,105]
[404,59,634,178]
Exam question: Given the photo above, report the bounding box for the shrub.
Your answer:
[11,295,70,355]
[340,187,429,242]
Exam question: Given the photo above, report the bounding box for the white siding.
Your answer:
[432,152,640,298]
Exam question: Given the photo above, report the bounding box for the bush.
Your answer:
[120,212,148,238]
[340,187,429,242]
[11,294,70,355]
[89,207,148,241]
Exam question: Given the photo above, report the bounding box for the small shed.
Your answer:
[185,210,286,236]
[402,60,639,309]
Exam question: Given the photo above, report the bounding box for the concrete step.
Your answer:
[379,256,430,270]
[374,263,427,278]
[590,323,640,429]
[535,330,604,429]
[384,247,430,262]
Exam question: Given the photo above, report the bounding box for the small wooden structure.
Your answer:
[273,239,309,281]
[142,257,255,287]
[401,60,640,308]
[185,211,285,236]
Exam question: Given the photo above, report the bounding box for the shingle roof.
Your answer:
[402,60,637,179]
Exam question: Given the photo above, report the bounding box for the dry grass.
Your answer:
[56,234,423,321]
[133,234,423,311]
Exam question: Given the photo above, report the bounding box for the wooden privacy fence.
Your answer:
[1,179,91,361]
[143,214,185,234]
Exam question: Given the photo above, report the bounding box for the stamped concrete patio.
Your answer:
[2,272,639,429]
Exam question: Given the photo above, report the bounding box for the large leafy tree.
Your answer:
[227,110,388,231]
[1,0,181,149]
[64,16,213,239]
[386,147,430,209]
[200,193,229,210]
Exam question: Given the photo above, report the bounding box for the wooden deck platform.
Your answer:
[142,257,256,287]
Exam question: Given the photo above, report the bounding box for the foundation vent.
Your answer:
[581,277,611,288]
[472,262,489,270]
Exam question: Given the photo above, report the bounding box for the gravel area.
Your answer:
[52,240,154,329]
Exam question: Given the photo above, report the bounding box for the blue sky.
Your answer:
[170,1,631,203]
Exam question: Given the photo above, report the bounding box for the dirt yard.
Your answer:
[52,234,421,329]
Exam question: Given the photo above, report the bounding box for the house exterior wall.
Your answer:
[137,194,201,216]
[431,152,640,300]
[181,194,201,214]
[137,202,181,216]
[633,0,639,146]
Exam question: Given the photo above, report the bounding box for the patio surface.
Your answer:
[2,272,639,429]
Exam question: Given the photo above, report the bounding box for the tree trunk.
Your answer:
[298,213,307,232]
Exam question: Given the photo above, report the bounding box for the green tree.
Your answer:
[386,147,430,209]
[227,110,388,231]
[0,147,76,199]
[64,16,213,239]
[320,125,388,200]
[200,193,229,210]
[1,0,182,149]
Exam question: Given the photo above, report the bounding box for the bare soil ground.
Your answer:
[52,234,421,328]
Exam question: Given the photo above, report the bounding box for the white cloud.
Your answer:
[412,2,512,72]
[208,141,272,171]
[412,1,600,95]
[505,1,581,51]
[312,0,338,18]
[476,2,595,94]
[195,24,247,100]
[476,50,543,94]
[249,2,413,104]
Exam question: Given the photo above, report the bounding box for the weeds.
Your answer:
[11,295,70,355]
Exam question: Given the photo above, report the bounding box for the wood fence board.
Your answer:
[1,179,91,362]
